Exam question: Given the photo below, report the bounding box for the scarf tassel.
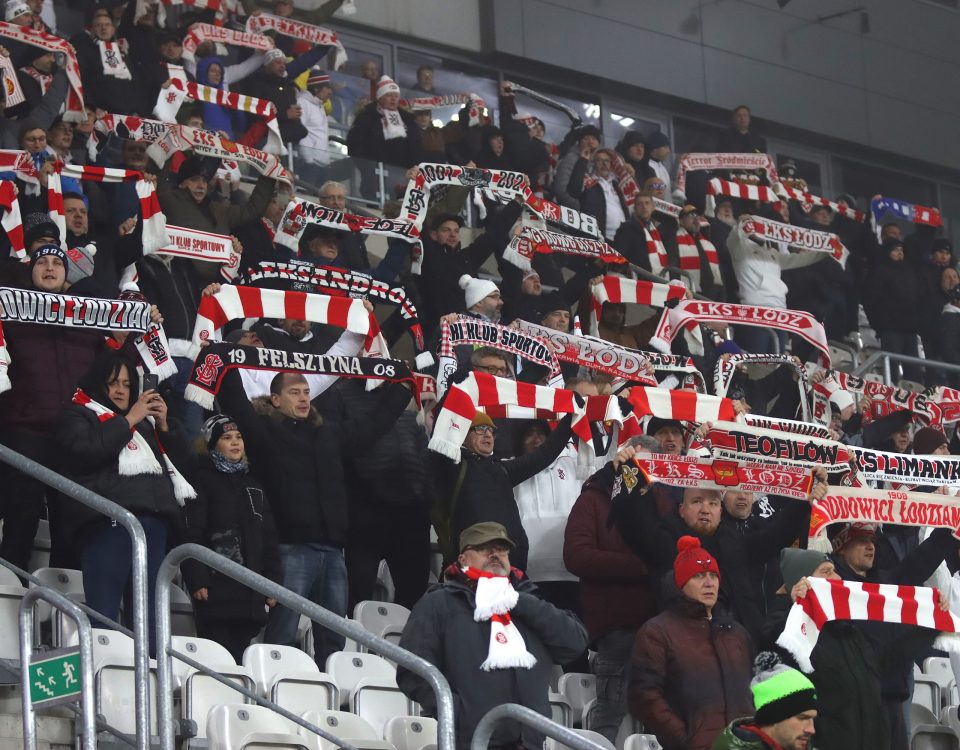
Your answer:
[480,614,538,671]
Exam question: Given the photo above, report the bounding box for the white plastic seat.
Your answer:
[29,567,84,636]
[383,716,437,750]
[926,658,958,696]
[325,651,397,707]
[171,635,254,739]
[0,565,21,587]
[917,678,943,716]
[545,728,616,750]
[942,705,960,734]
[90,629,159,737]
[353,601,411,642]
[911,726,960,750]
[550,664,564,692]
[243,644,339,713]
[558,672,597,726]
[51,592,85,648]
[615,714,644,750]
[622,734,662,750]
[0,585,27,660]
[170,585,197,637]
[28,520,51,574]
[350,676,417,737]
[207,704,306,750]
[582,698,598,730]
[548,691,572,728]
[378,623,405,647]
[298,709,395,750]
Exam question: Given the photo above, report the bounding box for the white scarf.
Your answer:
[463,567,537,671]
[379,108,407,141]
[72,389,195,503]
[97,39,131,80]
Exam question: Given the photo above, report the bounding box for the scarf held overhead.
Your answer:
[274,198,418,253]
[674,153,779,197]
[0,22,85,121]
[0,287,150,331]
[809,485,960,541]
[739,215,848,267]
[871,197,943,240]
[589,276,686,337]
[244,13,347,69]
[0,181,24,260]
[705,421,851,469]
[502,222,625,272]
[181,22,273,60]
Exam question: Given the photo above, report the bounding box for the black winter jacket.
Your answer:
[346,104,422,169]
[865,257,921,334]
[217,371,412,546]
[397,565,588,750]
[182,457,283,623]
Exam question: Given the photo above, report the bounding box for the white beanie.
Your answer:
[263,48,286,66]
[829,389,855,412]
[375,75,400,100]
[4,0,30,20]
[459,274,499,310]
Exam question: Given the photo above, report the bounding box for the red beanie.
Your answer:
[674,535,720,589]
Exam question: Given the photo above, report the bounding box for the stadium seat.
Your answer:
[90,629,159,737]
[942,705,960,734]
[926,658,957,697]
[622,734,662,750]
[170,585,197,637]
[298,709,396,750]
[351,675,418,737]
[544,728,616,750]
[207,704,306,750]
[558,672,597,726]
[325,651,397,707]
[171,635,255,741]
[0,585,27,660]
[353,601,411,642]
[0,565,20,587]
[911,726,959,750]
[51,592,86,648]
[29,567,84,640]
[582,698,598,730]
[615,715,644,750]
[917,678,944,716]
[28,519,51,573]
[548,691,573,728]
[383,716,438,750]
[243,643,339,713]
[550,664,564,692]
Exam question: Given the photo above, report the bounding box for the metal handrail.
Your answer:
[155,544,456,750]
[470,704,607,750]
[827,339,860,370]
[19,587,96,750]
[0,443,151,750]
[852,350,960,382]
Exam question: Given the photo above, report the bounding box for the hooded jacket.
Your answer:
[195,57,246,139]
[396,565,588,750]
[865,251,921,333]
[710,720,783,749]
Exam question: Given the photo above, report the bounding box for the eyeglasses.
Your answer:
[650,182,667,190]
[469,424,497,435]
[476,365,509,377]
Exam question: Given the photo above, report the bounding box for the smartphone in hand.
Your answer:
[141,373,160,394]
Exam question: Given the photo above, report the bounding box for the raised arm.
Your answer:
[504,414,573,485]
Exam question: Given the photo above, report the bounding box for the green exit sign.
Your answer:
[29,649,82,708]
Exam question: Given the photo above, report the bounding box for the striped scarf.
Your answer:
[0,321,9,393]
[675,153,779,198]
[809,486,960,542]
[0,181,24,260]
[777,577,960,673]
[244,13,347,69]
[705,177,782,217]
[676,227,720,293]
[588,276,686,338]
[460,567,536,670]
[0,22,85,121]
[180,22,272,60]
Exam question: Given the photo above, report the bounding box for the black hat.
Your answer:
[645,131,670,150]
[202,413,241,450]
[431,212,465,231]
[23,212,61,247]
[836,193,858,210]
[574,124,602,144]
[537,291,569,319]
[176,154,219,183]
[779,159,798,178]
[30,243,69,270]
[617,130,646,151]
[882,236,905,254]
[646,417,684,437]
[932,238,954,256]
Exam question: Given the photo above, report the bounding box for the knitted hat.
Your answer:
[202,413,240,450]
[574,124,601,144]
[829,522,877,553]
[375,75,400,100]
[836,193,858,210]
[828,389,855,413]
[4,0,30,21]
[882,236,905,255]
[470,412,495,430]
[263,48,286,66]
[617,130,646,151]
[779,548,829,594]
[537,291,569,318]
[673,535,719,589]
[646,131,670,150]
[306,69,331,88]
[459,274,499,310]
[23,211,61,247]
[751,652,817,726]
[913,426,948,456]
[30,243,69,270]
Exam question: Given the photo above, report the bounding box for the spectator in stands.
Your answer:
[183,415,282,662]
[941,285,960,386]
[474,125,514,171]
[564,439,659,743]
[234,187,292,272]
[552,124,601,209]
[457,274,503,322]
[397,522,588,750]
[647,418,685,456]
[593,299,657,350]
[916,238,956,374]
[716,105,766,154]
[678,204,723,298]
[865,237,923,382]
[711,654,818,750]
[569,149,628,241]
[645,131,672,196]
[72,8,140,114]
[613,193,660,273]
[411,64,435,94]
[4,0,31,26]
[190,53,263,139]
[629,535,754,750]
[56,351,193,654]
[216,365,413,665]
[1,48,69,151]
[412,108,447,164]
[616,130,653,183]
[297,69,334,187]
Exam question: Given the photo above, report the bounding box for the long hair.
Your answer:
[77,351,140,414]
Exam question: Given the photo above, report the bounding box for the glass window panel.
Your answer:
[672,116,723,155]
[774,154,824,196]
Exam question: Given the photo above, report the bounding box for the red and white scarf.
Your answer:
[244,13,347,69]
[630,452,814,500]
[400,94,486,127]
[675,153,779,198]
[583,150,640,208]
[743,414,835,441]
[704,177,782,217]
[71,388,196,502]
[0,321,10,393]
[704,420,850,470]
[502,215,625,272]
[640,221,668,274]
[589,276,686,337]
[460,567,536,670]
[2,54,26,106]
[676,227,720,292]
[274,198,418,253]
[189,285,383,360]
[0,181,24,260]
[159,225,234,264]
[928,386,960,425]
[155,78,286,156]
[181,22,273,60]
[156,0,235,28]
[87,114,173,161]
[0,22,85,121]
[775,183,865,223]
[739,215,848,268]
[96,38,131,80]
[133,321,178,380]
[651,299,831,367]
[777,577,960,673]
[812,371,938,427]
[713,352,809,403]
[18,63,51,94]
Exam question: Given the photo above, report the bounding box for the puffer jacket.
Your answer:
[629,591,754,750]
[710,720,780,749]
[397,565,588,750]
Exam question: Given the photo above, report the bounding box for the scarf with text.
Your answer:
[849,447,960,488]
[628,452,814,500]
[676,227,720,292]
[18,65,49,96]
[244,13,347,69]
[1,53,24,106]
[159,225,234,264]
[515,319,657,385]
[739,215,848,267]
[651,299,831,367]
[0,181,24,260]
[0,287,150,331]
[589,276,686,338]
[87,114,173,161]
[184,342,416,410]
[811,371,938,426]
[502,217,625,272]
[743,414,835,441]
[133,321,177,380]
[777,577,960,673]
[704,177,781,217]
[155,78,285,155]
[181,22,273,60]
[871,197,943,240]
[274,198,418,253]
[96,38,131,79]
[583,150,640,208]
[927,386,960,425]
[146,124,293,187]
[460,567,536,670]
[704,421,851,472]
[774,183,865,222]
[190,285,383,360]
[675,153,779,198]
[400,94,486,127]
[653,197,681,219]
[713,352,809,407]
[437,318,558,397]
[236,260,424,352]
[378,106,407,140]
[156,0,234,28]
[72,388,196,502]
[809,486,960,543]
[0,22,85,121]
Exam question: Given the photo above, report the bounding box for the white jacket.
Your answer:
[513,443,580,583]
[297,90,330,165]
[726,222,825,308]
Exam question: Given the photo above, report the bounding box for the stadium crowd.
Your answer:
[2,1,960,749]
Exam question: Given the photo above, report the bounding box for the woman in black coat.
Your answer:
[56,351,194,653]
[183,414,283,662]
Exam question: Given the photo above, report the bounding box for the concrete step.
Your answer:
[0,711,74,749]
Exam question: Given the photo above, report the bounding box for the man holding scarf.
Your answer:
[397,522,588,750]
